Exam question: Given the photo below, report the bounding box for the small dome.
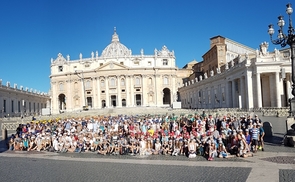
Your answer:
[101,28,131,58]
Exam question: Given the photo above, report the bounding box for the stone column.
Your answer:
[130,76,134,107]
[117,75,122,107]
[142,75,147,106]
[126,76,130,107]
[256,72,262,108]
[172,75,176,101]
[92,78,98,109]
[105,76,109,107]
[80,79,86,106]
[245,71,254,109]
[231,80,236,108]
[66,80,72,111]
[225,81,230,108]
[96,78,101,108]
[240,76,245,109]
[275,72,282,107]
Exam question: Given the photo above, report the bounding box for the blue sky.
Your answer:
[0,0,292,93]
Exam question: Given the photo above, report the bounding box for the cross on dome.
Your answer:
[101,28,131,57]
[112,27,119,42]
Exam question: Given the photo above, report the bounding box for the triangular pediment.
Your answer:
[95,61,129,71]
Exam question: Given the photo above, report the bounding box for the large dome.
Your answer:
[101,29,131,58]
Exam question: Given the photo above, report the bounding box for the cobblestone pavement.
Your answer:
[261,156,295,164]
[0,156,251,182]
[279,169,295,182]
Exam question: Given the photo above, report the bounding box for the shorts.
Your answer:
[252,139,258,146]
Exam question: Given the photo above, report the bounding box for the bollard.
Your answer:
[263,121,273,137]
[2,129,8,141]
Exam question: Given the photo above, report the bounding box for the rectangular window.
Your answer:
[101,90,105,93]
[58,66,63,72]
[163,59,168,65]
[122,89,125,92]
[222,88,225,102]
[18,101,21,112]
[11,100,14,113]
[3,99,6,113]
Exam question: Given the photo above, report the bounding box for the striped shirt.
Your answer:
[251,128,259,140]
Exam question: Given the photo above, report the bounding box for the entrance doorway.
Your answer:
[163,88,171,105]
[101,100,106,108]
[87,97,92,108]
[135,94,141,106]
[111,95,117,107]
[122,99,126,107]
[58,94,66,110]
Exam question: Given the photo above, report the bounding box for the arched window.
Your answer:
[135,77,141,85]
[59,83,64,91]
[74,82,78,90]
[101,80,105,87]
[121,78,125,86]
[148,77,152,85]
[110,78,116,86]
[85,80,91,89]
[163,77,169,85]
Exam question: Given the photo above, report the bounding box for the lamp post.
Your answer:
[268,3,295,116]
[74,70,87,109]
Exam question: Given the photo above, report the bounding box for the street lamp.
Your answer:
[268,3,295,116]
[74,69,87,109]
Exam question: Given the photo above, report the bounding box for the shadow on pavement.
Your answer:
[264,136,283,145]
[0,139,8,153]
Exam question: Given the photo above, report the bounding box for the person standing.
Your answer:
[258,123,265,151]
[250,123,259,153]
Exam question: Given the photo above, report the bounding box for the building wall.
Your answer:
[179,43,291,110]
[0,80,49,118]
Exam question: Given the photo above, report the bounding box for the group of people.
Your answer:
[9,113,265,161]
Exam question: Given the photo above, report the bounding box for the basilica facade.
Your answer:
[50,29,191,114]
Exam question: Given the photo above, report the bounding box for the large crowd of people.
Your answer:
[9,113,265,160]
